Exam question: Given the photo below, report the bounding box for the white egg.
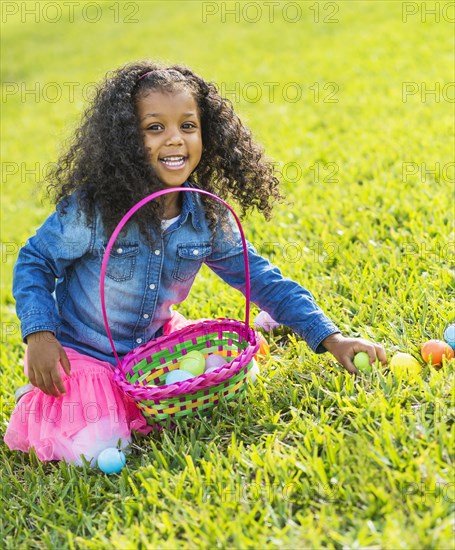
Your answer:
[247,359,260,384]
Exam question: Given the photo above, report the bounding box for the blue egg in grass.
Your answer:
[97,448,126,474]
[443,324,455,349]
[165,369,195,385]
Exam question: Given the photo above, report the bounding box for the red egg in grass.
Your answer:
[421,339,454,367]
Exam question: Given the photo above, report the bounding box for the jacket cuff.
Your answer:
[22,326,57,343]
[20,310,58,343]
[304,319,342,354]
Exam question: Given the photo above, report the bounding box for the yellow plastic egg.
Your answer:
[389,352,421,379]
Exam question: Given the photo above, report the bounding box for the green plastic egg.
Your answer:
[353,352,379,373]
[180,350,205,376]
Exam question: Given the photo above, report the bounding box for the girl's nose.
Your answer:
[165,130,184,146]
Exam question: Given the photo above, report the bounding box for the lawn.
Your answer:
[1,1,454,548]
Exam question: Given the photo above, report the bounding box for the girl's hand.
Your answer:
[321,333,387,374]
[26,331,71,397]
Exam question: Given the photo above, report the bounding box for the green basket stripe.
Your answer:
[138,361,252,412]
[140,378,247,422]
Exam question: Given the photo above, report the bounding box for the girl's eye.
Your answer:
[145,122,197,131]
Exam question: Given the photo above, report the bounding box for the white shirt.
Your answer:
[161,215,181,231]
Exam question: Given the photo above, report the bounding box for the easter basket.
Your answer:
[100,187,260,428]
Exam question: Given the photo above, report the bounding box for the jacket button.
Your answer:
[136,338,142,344]
[154,250,161,255]
[192,249,199,255]
[117,248,123,254]
[143,314,149,319]
[149,284,156,290]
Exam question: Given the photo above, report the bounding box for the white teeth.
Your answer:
[160,156,186,167]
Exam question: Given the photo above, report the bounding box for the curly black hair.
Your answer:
[47,60,283,240]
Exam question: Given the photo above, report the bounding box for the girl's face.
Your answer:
[136,89,203,188]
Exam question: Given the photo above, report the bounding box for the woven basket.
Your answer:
[100,187,260,427]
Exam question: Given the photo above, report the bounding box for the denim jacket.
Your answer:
[13,181,341,365]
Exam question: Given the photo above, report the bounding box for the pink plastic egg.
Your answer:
[204,354,228,374]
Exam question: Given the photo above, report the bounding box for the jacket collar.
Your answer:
[179,180,203,231]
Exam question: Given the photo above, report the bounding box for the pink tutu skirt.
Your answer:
[3,347,155,466]
[3,312,199,466]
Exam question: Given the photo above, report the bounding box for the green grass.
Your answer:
[1,1,454,548]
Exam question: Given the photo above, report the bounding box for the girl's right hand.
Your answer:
[26,331,71,398]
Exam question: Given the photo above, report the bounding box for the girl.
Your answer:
[4,61,387,466]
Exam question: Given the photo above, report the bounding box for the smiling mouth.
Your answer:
[159,155,187,169]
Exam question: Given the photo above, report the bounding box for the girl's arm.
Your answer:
[13,194,94,395]
[205,219,386,373]
[206,240,340,352]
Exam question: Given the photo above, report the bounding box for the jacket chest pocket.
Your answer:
[173,242,212,282]
[103,243,139,282]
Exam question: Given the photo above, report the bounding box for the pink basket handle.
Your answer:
[100,187,252,365]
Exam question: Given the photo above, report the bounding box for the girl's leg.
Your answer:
[5,346,150,465]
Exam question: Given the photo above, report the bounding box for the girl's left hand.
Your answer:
[321,333,387,374]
